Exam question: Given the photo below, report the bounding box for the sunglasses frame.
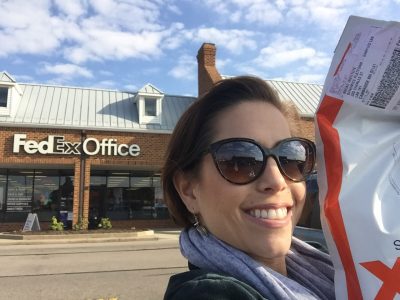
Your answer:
[206,137,316,184]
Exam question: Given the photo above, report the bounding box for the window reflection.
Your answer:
[0,173,7,212]
[7,172,33,213]
[0,169,74,222]
[90,171,168,221]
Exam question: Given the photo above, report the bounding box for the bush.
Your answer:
[50,216,64,231]
[98,218,112,229]
[72,218,89,231]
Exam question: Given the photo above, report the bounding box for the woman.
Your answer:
[163,76,335,299]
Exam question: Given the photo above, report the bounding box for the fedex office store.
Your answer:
[0,72,195,231]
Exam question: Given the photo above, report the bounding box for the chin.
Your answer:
[252,237,292,260]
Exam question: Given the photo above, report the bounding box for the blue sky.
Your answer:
[1,0,399,96]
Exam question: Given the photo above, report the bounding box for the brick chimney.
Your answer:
[197,43,222,97]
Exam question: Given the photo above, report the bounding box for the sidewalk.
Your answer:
[0,228,181,245]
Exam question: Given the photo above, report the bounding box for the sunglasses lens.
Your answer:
[278,140,315,181]
[214,141,264,184]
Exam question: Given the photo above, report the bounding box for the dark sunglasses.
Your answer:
[206,137,316,184]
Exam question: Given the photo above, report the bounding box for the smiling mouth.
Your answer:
[247,207,290,220]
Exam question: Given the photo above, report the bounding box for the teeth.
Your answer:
[261,209,268,218]
[249,208,288,220]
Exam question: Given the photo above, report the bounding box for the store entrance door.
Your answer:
[89,186,107,229]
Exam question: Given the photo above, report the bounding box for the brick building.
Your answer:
[0,71,195,231]
[0,43,322,231]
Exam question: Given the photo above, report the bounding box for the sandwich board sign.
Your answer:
[22,213,41,232]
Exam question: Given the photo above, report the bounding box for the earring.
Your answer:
[193,214,208,236]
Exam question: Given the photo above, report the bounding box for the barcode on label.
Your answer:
[370,48,400,109]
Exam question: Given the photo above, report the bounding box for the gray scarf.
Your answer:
[180,228,335,300]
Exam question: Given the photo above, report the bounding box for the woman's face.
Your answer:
[191,101,306,266]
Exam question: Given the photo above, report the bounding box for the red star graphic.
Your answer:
[360,257,400,300]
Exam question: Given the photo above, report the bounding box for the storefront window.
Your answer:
[0,173,6,213]
[59,176,74,212]
[0,169,73,222]
[7,171,33,214]
[89,171,167,221]
[33,172,59,212]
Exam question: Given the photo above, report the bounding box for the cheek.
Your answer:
[291,182,307,221]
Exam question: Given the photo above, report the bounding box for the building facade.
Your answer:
[0,44,323,231]
[0,71,195,231]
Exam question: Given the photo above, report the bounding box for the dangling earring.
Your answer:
[193,214,208,236]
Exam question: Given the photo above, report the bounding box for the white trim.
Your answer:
[0,122,173,134]
[138,94,163,125]
[0,85,11,115]
[300,113,315,118]
[0,71,16,83]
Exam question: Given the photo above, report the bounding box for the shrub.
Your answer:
[72,218,89,231]
[98,218,112,229]
[50,216,64,231]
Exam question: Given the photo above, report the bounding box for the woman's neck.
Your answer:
[252,255,287,276]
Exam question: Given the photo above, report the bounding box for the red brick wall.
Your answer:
[197,43,222,97]
[297,118,315,141]
[0,127,171,229]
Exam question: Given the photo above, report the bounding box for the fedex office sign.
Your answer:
[13,134,140,157]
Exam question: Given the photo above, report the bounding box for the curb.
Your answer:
[0,230,155,240]
[0,230,157,245]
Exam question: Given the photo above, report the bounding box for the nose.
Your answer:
[255,157,287,192]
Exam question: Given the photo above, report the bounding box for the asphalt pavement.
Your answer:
[0,230,185,300]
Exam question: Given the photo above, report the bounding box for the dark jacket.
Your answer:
[163,263,267,300]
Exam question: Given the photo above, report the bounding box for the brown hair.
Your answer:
[162,76,298,227]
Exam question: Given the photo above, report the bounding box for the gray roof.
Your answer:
[222,75,323,117]
[0,80,194,133]
[267,80,322,118]
[0,71,322,133]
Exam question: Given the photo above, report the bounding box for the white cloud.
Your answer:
[99,70,113,76]
[40,63,93,78]
[0,0,50,29]
[236,34,331,83]
[124,84,138,91]
[160,23,186,50]
[200,0,400,31]
[14,74,35,82]
[202,0,283,25]
[11,58,24,65]
[0,0,185,63]
[307,6,347,29]
[253,35,318,68]
[95,80,117,89]
[286,6,309,20]
[306,52,331,68]
[0,0,62,56]
[54,0,87,19]
[88,0,162,31]
[216,58,232,72]
[189,28,257,54]
[64,29,165,63]
[166,2,182,15]
[168,54,196,80]
[244,2,283,25]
